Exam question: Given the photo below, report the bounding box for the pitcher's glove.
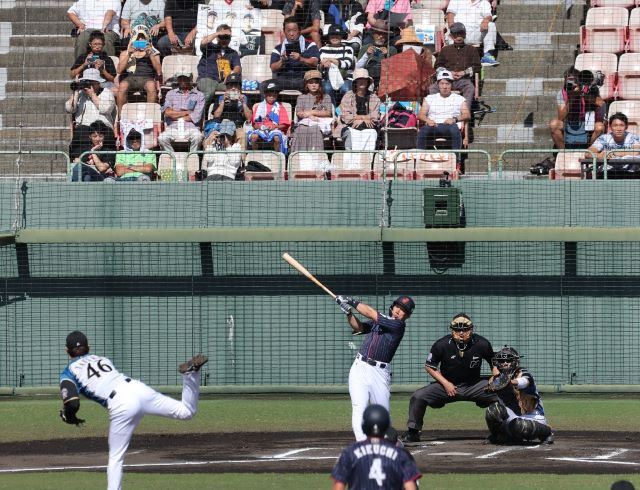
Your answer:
[487,372,511,392]
[60,409,85,426]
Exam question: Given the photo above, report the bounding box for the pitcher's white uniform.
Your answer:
[60,354,201,490]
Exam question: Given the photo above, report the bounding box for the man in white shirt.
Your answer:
[446,0,498,66]
[120,0,166,43]
[417,69,470,152]
[67,0,121,58]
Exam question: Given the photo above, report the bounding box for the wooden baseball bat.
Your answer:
[282,252,336,299]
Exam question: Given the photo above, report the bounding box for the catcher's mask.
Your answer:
[362,404,390,437]
[389,295,415,318]
[450,312,474,351]
[492,345,521,375]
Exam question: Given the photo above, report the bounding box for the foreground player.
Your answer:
[331,404,422,490]
[59,331,208,490]
[335,295,415,441]
[484,346,554,445]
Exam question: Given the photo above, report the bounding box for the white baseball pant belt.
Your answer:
[108,378,131,399]
[356,353,387,369]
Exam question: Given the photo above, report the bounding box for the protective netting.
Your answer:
[2,239,640,389]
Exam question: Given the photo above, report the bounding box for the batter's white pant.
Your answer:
[157,127,203,153]
[464,22,497,52]
[106,373,200,490]
[348,357,392,441]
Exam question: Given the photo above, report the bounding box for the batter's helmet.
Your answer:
[362,404,390,437]
[389,296,415,317]
[492,345,521,374]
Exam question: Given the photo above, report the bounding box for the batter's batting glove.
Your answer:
[59,409,85,426]
[336,295,359,308]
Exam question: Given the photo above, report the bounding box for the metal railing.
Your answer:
[189,150,285,182]
[497,149,597,180]
[74,151,177,182]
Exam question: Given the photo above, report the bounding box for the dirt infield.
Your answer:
[1,431,639,475]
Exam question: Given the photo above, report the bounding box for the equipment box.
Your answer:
[423,187,461,228]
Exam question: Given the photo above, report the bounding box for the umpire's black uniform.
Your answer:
[407,334,498,431]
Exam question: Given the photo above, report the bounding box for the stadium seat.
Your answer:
[373,151,415,180]
[241,55,273,93]
[627,7,640,52]
[161,55,200,95]
[260,10,285,55]
[288,151,331,179]
[158,152,200,182]
[574,53,618,99]
[244,151,283,180]
[608,100,640,134]
[414,151,458,180]
[119,102,162,149]
[553,151,584,180]
[590,0,635,6]
[580,7,629,54]
[381,127,419,150]
[330,152,375,180]
[615,53,640,99]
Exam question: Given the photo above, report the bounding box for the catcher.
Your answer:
[484,345,554,445]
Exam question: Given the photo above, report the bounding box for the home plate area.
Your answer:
[0,431,639,475]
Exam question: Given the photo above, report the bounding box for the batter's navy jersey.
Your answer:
[495,369,546,417]
[332,439,422,489]
[60,354,129,407]
[425,334,494,385]
[358,313,406,364]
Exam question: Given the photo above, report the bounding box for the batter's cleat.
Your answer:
[540,432,555,445]
[178,354,208,374]
[400,429,421,445]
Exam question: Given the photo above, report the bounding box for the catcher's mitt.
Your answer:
[487,372,511,392]
[60,409,85,426]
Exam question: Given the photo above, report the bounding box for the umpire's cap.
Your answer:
[66,331,89,349]
[391,296,415,316]
[362,404,390,437]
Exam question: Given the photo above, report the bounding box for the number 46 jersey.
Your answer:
[60,355,129,407]
[332,439,422,489]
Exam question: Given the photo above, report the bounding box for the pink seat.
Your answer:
[580,7,629,54]
[574,53,618,99]
[330,152,374,180]
[244,151,282,180]
[288,152,330,180]
[608,100,640,135]
[414,151,458,180]
[590,0,635,6]
[553,152,583,180]
[373,151,415,180]
[627,8,640,52]
[615,53,640,99]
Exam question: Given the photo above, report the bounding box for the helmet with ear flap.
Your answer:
[389,296,415,317]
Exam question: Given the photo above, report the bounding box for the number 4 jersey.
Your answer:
[60,355,129,407]
[332,439,422,489]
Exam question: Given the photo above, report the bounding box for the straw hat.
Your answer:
[352,68,374,84]
[395,26,422,46]
[304,69,323,82]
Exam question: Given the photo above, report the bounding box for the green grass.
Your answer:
[0,473,638,490]
[0,394,638,443]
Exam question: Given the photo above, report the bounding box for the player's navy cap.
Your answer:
[66,331,88,349]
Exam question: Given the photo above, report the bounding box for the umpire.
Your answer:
[401,312,498,444]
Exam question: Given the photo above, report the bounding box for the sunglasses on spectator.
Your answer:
[218,35,231,41]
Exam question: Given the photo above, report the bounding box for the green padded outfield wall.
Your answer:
[1,181,640,389]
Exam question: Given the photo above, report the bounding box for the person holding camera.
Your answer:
[197,24,242,119]
[210,74,252,149]
[116,27,162,114]
[282,0,323,47]
[549,66,605,151]
[70,31,116,86]
[70,121,117,182]
[270,18,321,91]
[355,21,397,90]
[67,0,121,59]
[202,119,244,181]
[158,0,200,57]
[66,68,116,161]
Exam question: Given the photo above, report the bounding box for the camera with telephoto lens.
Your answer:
[70,79,92,91]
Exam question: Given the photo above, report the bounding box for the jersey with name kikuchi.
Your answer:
[59,354,129,407]
[331,439,422,489]
[425,334,494,385]
[358,312,406,364]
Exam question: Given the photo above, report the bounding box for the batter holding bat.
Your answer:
[335,294,415,441]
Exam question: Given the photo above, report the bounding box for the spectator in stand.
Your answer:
[356,21,397,90]
[247,80,291,154]
[320,25,355,106]
[203,119,244,181]
[197,24,242,118]
[66,68,116,161]
[70,121,117,182]
[446,0,499,67]
[158,0,200,57]
[270,17,321,91]
[586,113,640,159]
[70,31,116,87]
[116,27,162,114]
[114,129,158,181]
[158,68,205,153]
[417,70,470,154]
[335,68,381,150]
[364,0,412,44]
[282,0,323,47]
[549,66,605,150]
[67,0,121,58]
[290,70,334,152]
[324,0,366,53]
[209,73,252,149]
[120,0,166,48]
[431,22,480,112]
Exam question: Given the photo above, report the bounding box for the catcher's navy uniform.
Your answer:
[60,349,204,490]
[332,439,422,489]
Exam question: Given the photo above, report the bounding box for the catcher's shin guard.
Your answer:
[508,418,553,443]
[485,402,508,436]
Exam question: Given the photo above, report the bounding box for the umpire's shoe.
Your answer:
[178,354,209,374]
[400,429,421,446]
